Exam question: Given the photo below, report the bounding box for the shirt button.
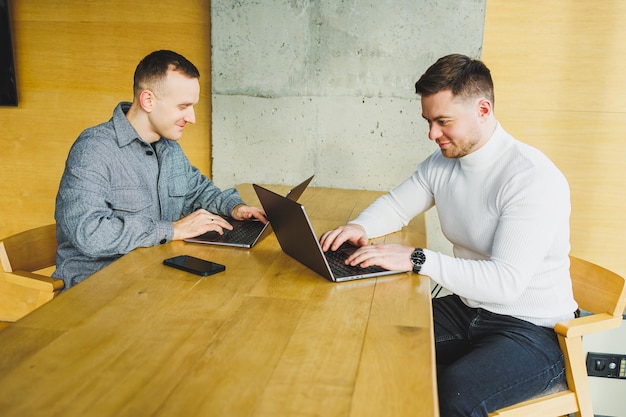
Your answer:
[160,239,167,244]
[146,151,154,156]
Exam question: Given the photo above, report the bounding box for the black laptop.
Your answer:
[253,183,403,282]
[185,176,314,248]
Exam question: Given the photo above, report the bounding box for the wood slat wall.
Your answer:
[0,0,211,238]
[483,0,626,277]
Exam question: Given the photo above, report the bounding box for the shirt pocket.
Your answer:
[167,174,189,197]
[107,187,152,213]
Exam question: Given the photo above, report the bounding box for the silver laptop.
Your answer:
[185,175,314,248]
[253,184,402,282]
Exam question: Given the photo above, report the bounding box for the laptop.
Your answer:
[185,175,314,248]
[253,184,403,282]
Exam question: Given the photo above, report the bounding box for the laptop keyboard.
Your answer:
[325,249,387,278]
[197,221,265,244]
[223,221,265,243]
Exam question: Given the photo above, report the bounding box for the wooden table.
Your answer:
[0,185,437,417]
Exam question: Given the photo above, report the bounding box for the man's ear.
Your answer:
[139,90,155,112]
[477,98,493,121]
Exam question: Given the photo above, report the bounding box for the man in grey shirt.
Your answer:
[53,50,266,289]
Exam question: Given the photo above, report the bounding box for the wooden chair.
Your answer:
[490,256,626,417]
[0,224,64,323]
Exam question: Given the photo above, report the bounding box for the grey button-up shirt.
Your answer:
[53,102,244,288]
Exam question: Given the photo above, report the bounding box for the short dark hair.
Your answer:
[415,54,494,105]
[133,50,200,97]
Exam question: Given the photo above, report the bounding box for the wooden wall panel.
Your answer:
[483,0,626,276]
[0,0,211,238]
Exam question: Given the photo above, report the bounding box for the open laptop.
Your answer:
[253,184,403,282]
[185,175,314,248]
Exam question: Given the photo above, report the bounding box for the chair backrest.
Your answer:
[0,224,57,273]
[569,255,626,317]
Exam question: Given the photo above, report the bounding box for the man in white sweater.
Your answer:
[320,54,577,416]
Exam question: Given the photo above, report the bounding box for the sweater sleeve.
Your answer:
[350,168,435,238]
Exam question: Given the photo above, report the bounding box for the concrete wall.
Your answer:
[211,0,486,191]
[211,0,486,252]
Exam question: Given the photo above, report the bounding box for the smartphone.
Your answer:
[163,255,226,276]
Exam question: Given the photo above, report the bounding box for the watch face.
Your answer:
[411,249,425,266]
[411,249,425,274]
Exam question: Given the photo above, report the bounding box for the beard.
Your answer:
[439,125,483,158]
[441,138,480,158]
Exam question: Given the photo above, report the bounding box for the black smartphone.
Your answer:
[163,255,226,276]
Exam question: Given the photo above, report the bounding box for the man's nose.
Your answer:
[185,107,196,124]
[428,124,442,141]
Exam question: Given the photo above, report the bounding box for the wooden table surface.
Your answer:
[0,184,437,417]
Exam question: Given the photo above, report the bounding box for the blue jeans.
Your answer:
[434,295,566,417]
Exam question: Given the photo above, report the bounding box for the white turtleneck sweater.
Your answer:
[352,123,577,327]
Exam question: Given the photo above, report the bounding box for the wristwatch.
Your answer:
[410,248,426,274]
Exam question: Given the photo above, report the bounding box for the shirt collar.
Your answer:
[112,102,145,148]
